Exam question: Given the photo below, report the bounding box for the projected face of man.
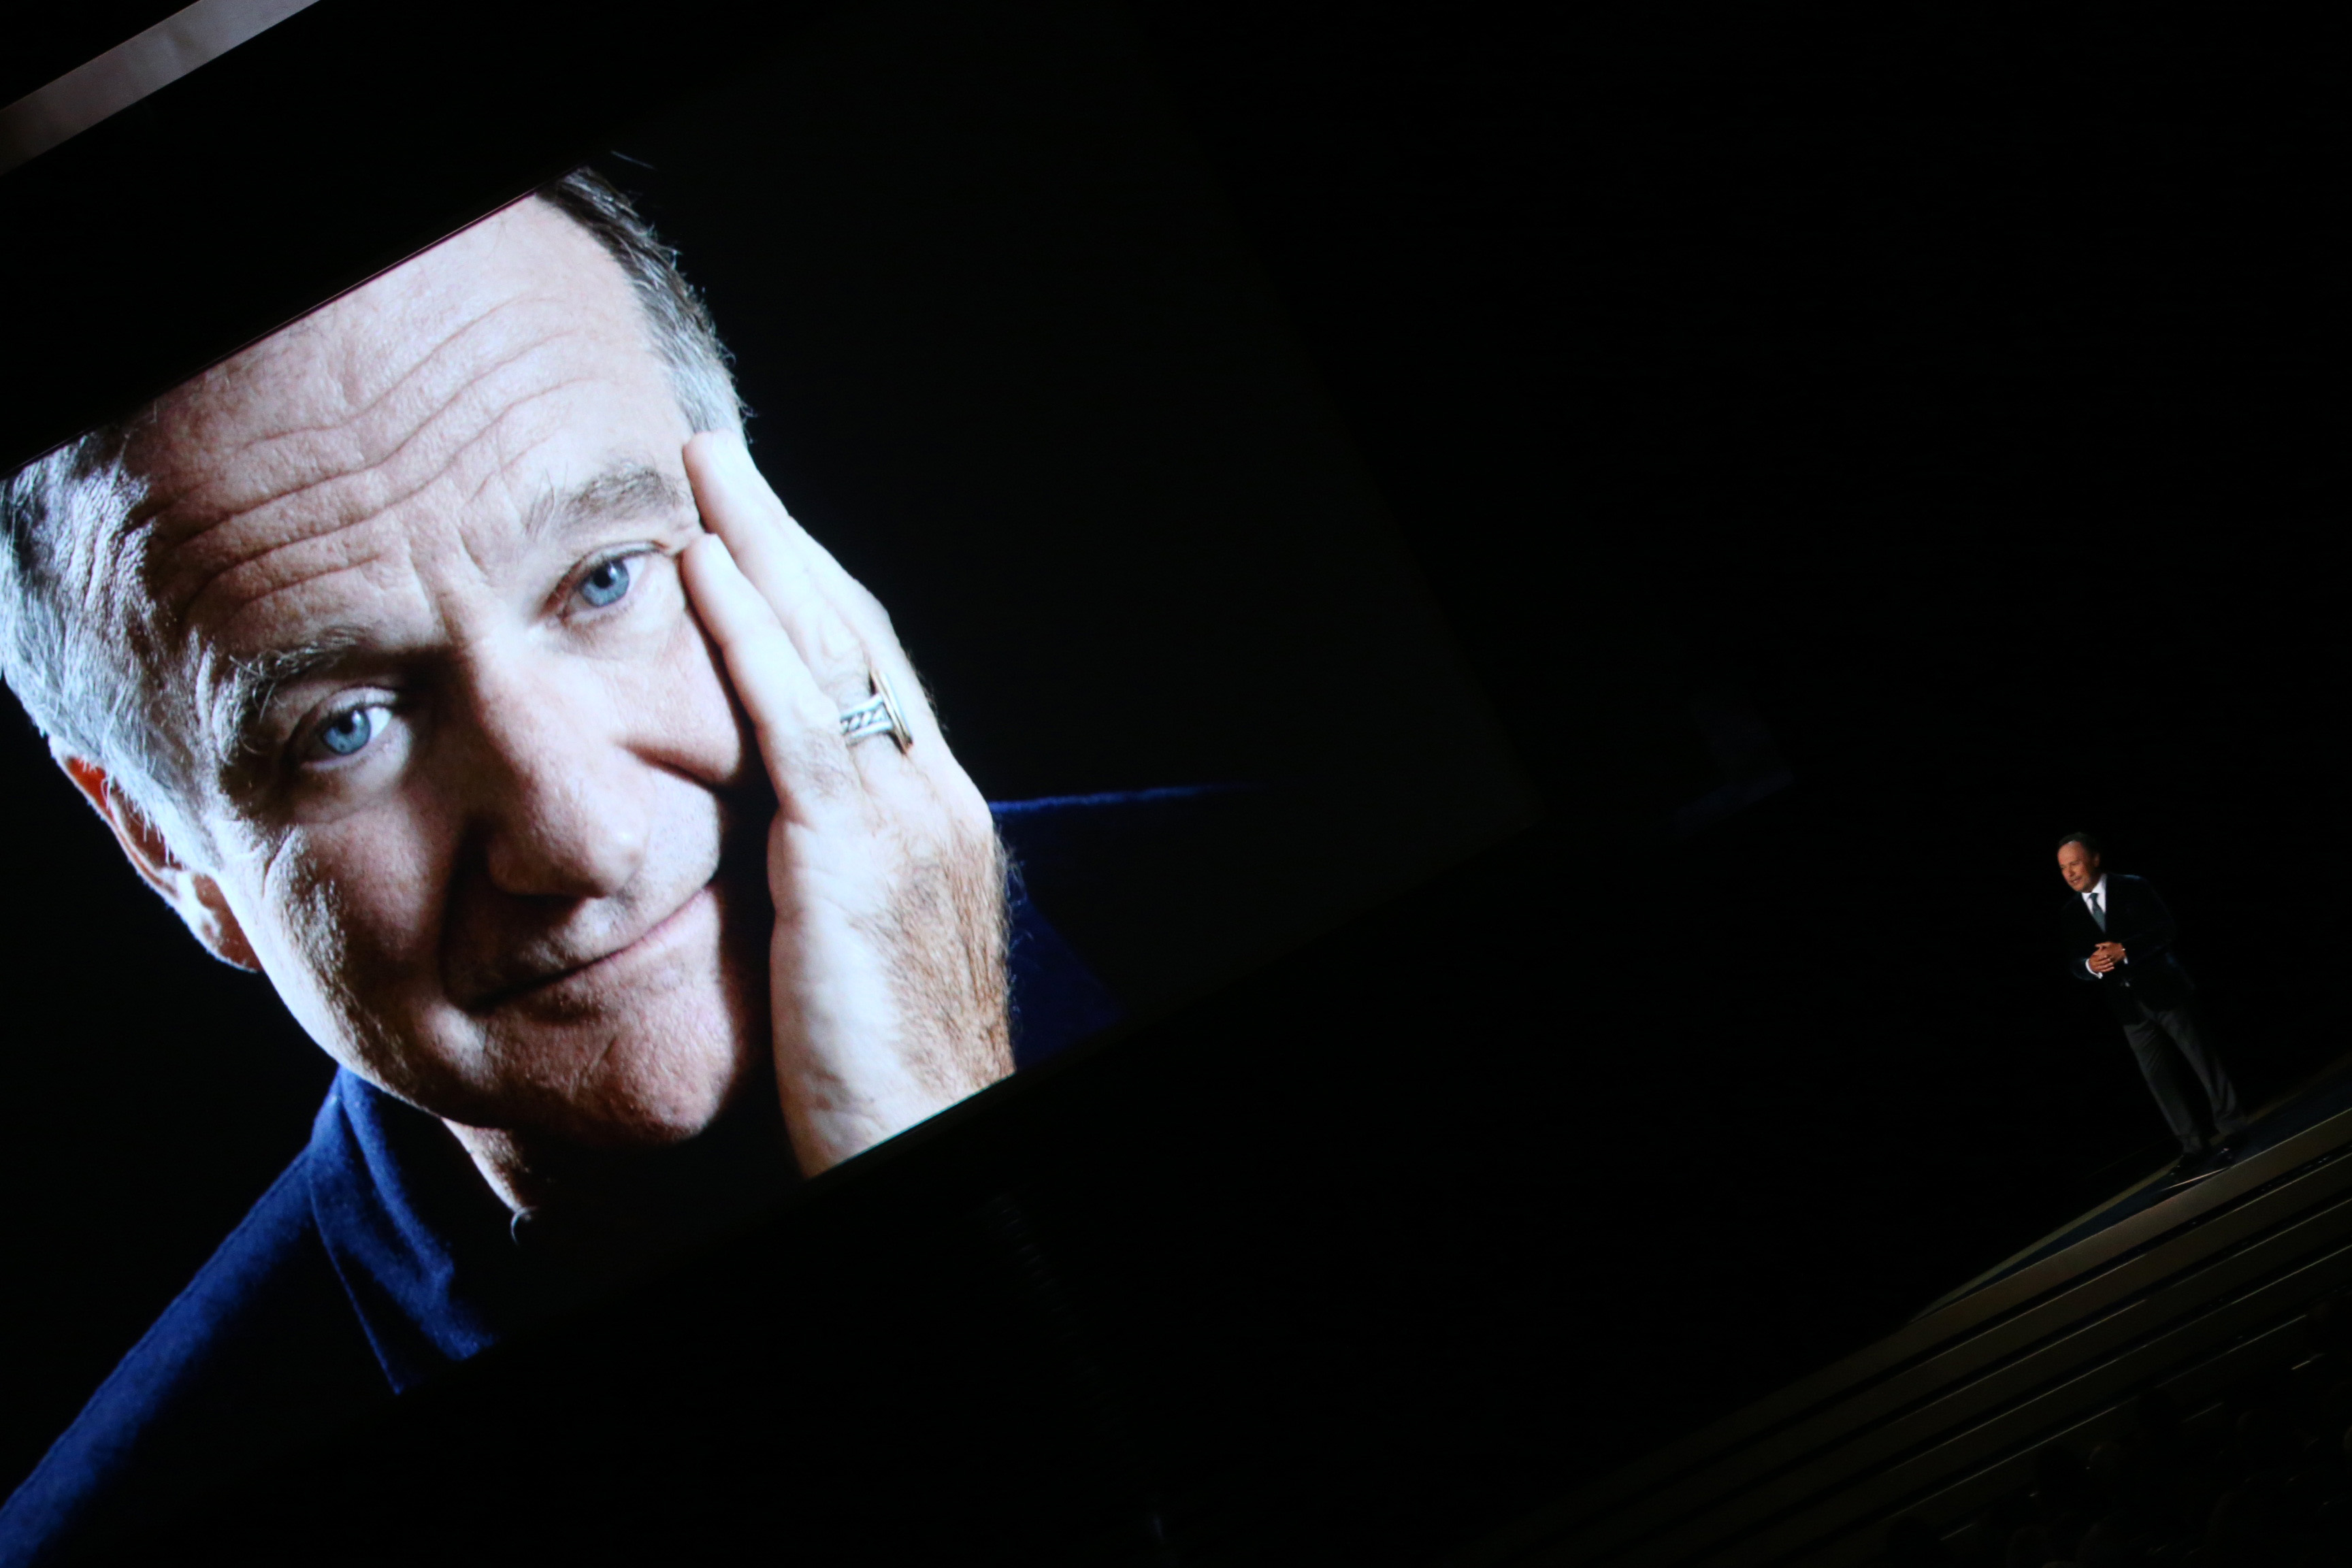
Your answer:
[2057,841,2101,893]
[76,201,774,1203]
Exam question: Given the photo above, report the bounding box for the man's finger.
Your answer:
[684,431,948,764]
[680,533,867,821]
[687,432,894,638]
[684,433,872,700]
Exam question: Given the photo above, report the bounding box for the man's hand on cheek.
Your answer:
[678,431,1011,1175]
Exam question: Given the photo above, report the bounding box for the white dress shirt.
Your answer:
[2082,874,2125,979]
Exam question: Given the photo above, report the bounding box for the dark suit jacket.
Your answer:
[2063,872,2197,1019]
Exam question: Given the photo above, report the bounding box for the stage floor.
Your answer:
[1918,1045,2352,1318]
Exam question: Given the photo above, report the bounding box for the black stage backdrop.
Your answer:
[2,1,2347,1561]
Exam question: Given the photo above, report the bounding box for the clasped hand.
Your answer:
[2088,941,2127,974]
[678,432,1012,1176]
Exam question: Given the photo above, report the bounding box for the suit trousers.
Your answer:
[2119,995,2247,1152]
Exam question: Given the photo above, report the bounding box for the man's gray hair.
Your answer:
[0,167,743,853]
[536,167,746,440]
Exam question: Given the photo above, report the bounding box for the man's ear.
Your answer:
[55,750,262,973]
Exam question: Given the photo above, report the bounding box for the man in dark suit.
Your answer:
[2059,832,2251,1175]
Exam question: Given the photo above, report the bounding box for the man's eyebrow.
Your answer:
[208,627,370,765]
[521,461,696,542]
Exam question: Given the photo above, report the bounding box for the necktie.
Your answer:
[2089,892,2106,931]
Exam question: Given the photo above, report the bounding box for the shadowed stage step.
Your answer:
[1446,1051,2352,1568]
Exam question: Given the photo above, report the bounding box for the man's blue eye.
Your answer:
[317,706,379,757]
[579,557,633,608]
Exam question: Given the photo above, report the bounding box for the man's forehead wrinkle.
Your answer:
[154,371,609,634]
[199,535,409,657]
[247,291,558,453]
[143,319,595,570]
[129,197,645,519]
[461,421,572,544]
[125,291,515,528]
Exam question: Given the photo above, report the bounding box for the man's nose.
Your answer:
[457,662,651,900]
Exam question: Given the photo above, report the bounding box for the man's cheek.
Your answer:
[651,589,757,784]
[259,830,436,993]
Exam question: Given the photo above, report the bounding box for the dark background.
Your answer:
[4,1,2349,1561]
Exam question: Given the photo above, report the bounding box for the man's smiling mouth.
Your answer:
[470,883,721,1012]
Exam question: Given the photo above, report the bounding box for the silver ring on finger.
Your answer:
[837,667,913,754]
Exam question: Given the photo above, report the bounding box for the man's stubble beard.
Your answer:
[438,862,782,1220]
[475,858,777,1134]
